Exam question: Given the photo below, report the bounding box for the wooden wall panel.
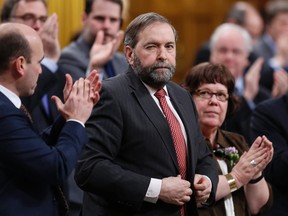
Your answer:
[0,0,268,83]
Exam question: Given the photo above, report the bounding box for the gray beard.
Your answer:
[132,54,176,89]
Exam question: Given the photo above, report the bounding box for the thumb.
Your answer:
[51,95,63,111]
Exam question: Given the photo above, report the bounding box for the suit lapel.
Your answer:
[126,71,179,171]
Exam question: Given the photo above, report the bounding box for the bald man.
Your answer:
[0,23,101,216]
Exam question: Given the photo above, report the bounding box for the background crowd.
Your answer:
[0,0,287,216]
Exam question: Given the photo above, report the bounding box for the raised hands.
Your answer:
[88,30,124,72]
[272,69,288,97]
[230,135,273,187]
[38,13,61,62]
[51,70,101,123]
[243,57,263,101]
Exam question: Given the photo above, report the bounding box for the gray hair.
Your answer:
[123,12,178,49]
[210,23,252,55]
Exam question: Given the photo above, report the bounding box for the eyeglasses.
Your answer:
[195,90,229,102]
[11,13,48,25]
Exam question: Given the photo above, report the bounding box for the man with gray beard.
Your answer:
[74,12,218,216]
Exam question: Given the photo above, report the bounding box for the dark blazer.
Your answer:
[223,87,271,144]
[0,92,88,216]
[250,93,288,216]
[59,35,128,80]
[75,68,218,216]
[21,64,66,132]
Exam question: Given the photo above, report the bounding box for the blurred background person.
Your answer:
[209,23,271,143]
[251,93,288,216]
[183,62,273,216]
[59,0,128,81]
[60,1,128,214]
[193,1,264,66]
[253,0,288,97]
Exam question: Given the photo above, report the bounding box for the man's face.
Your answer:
[83,0,122,44]
[268,12,288,41]
[126,22,176,89]
[11,0,48,32]
[210,30,248,79]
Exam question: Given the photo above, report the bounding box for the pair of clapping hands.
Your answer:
[51,71,102,124]
[230,136,273,188]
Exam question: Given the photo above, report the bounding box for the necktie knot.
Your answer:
[154,88,166,99]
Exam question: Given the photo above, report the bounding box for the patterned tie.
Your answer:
[19,104,69,215]
[154,89,187,216]
[20,104,33,123]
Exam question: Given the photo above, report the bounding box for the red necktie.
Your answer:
[155,89,187,216]
[154,89,187,178]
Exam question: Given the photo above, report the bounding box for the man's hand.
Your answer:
[38,13,60,62]
[51,71,101,123]
[62,70,101,105]
[88,30,124,71]
[159,175,192,206]
[272,70,288,97]
[243,57,263,101]
[194,174,212,207]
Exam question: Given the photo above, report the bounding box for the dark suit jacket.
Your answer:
[0,92,88,216]
[250,93,288,216]
[75,68,218,216]
[222,87,271,144]
[59,35,128,80]
[21,64,66,132]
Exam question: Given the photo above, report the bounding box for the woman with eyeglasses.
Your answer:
[182,62,273,216]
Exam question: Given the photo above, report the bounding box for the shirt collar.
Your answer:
[0,85,21,108]
[143,82,169,97]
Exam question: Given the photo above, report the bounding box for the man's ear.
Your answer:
[125,46,133,65]
[81,12,88,25]
[14,56,26,76]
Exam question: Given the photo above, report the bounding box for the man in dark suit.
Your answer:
[75,12,218,216]
[1,0,66,132]
[250,93,288,216]
[0,23,101,216]
[59,0,128,81]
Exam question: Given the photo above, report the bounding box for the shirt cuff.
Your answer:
[144,178,162,203]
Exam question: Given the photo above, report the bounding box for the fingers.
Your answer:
[63,74,73,102]
[85,70,102,105]
[51,95,63,111]
[113,30,124,52]
[95,30,105,45]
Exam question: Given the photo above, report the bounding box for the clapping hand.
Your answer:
[230,136,273,187]
[88,30,124,72]
[51,70,102,123]
[38,13,60,62]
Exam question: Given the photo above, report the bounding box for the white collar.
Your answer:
[0,85,21,108]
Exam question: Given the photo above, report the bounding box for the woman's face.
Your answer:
[193,83,229,131]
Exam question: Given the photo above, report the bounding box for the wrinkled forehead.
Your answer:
[13,0,47,16]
